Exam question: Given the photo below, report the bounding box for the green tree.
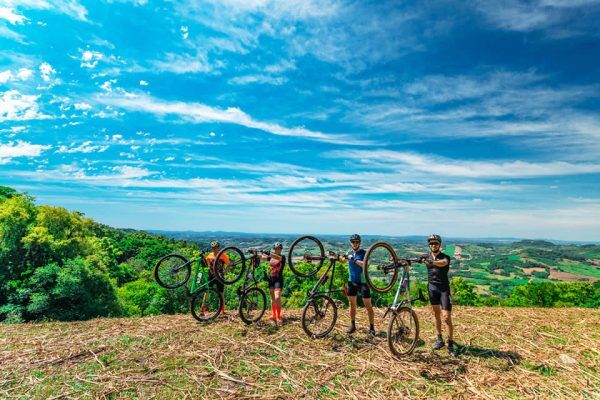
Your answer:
[450,277,484,306]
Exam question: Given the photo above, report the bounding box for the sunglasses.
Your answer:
[350,240,361,244]
[429,242,440,246]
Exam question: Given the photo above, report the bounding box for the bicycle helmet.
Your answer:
[427,234,442,244]
[350,234,361,242]
[210,240,220,248]
[273,242,283,249]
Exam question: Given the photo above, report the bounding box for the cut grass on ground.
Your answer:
[0,307,598,399]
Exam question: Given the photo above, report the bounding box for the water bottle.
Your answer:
[196,272,202,284]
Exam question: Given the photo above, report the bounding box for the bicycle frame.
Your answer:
[187,251,218,296]
[306,252,344,301]
[238,252,265,295]
[382,261,425,318]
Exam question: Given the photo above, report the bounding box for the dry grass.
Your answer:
[0,306,598,399]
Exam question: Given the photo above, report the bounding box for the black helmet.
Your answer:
[428,234,442,244]
[273,242,283,249]
[350,234,361,242]
[210,240,220,248]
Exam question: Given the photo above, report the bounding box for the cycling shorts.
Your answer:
[347,281,371,299]
[268,275,284,290]
[428,284,452,311]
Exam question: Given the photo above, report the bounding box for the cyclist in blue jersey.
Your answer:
[339,234,375,336]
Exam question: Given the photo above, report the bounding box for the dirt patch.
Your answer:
[549,267,595,281]
[522,267,546,275]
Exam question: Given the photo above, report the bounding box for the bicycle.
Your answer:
[363,242,427,357]
[233,247,269,324]
[154,249,231,322]
[288,236,345,338]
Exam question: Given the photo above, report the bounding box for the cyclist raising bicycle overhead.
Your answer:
[260,242,286,326]
[339,234,376,337]
[422,234,457,356]
[205,240,230,316]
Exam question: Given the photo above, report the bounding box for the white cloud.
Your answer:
[0,90,50,122]
[180,25,189,39]
[0,140,50,164]
[2,1,88,22]
[0,68,33,83]
[229,74,286,85]
[80,50,104,68]
[139,80,148,86]
[98,93,369,144]
[326,150,600,178]
[39,62,55,81]
[474,0,600,37]
[73,102,92,110]
[0,7,27,24]
[56,141,108,154]
[151,52,211,74]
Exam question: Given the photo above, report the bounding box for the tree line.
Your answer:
[0,186,598,323]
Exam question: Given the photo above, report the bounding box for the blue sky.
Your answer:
[1,0,599,241]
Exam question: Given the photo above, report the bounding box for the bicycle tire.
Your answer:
[214,246,246,284]
[239,287,267,324]
[288,235,325,278]
[301,294,338,339]
[364,242,399,294]
[190,287,222,322]
[387,306,419,357]
[154,254,191,289]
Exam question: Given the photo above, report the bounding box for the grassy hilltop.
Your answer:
[1,307,598,399]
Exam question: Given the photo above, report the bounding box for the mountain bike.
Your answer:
[154,250,227,322]
[233,247,269,324]
[364,242,427,357]
[289,236,344,338]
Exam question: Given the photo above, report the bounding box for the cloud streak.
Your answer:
[98,93,370,144]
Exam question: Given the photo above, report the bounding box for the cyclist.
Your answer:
[421,234,457,356]
[339,234,375,337]
[260,242,286,325]
[205,240,230,316]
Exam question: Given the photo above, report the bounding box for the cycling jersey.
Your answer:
[269,255,286,277]
[425,252,451,290]
[205,252,231,276]
[348,249,366,284]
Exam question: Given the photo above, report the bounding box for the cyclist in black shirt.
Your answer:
[422,234,457,356]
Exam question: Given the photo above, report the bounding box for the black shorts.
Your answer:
[428,284,452,311]
[209,275,224,293]
[268,275,284,289]
[347,281,371,299]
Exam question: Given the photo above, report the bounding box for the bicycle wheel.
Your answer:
[364,242,399,293]
[190,287,222,322]
[214,246,246,284]
[288,236,325,278]
[301,294,338,338]
[154,254,191,289]
[239,287,267,324]
[387,306,419,357]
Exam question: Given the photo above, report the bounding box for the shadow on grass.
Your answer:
[455,344,522,363]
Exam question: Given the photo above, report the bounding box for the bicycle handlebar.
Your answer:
[247,248,270,256]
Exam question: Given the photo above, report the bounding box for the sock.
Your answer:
[370,324,374,331]
[351,320,356,327]
[271,306,276,317]
[437,334,443,341]
[276,306,282,320]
